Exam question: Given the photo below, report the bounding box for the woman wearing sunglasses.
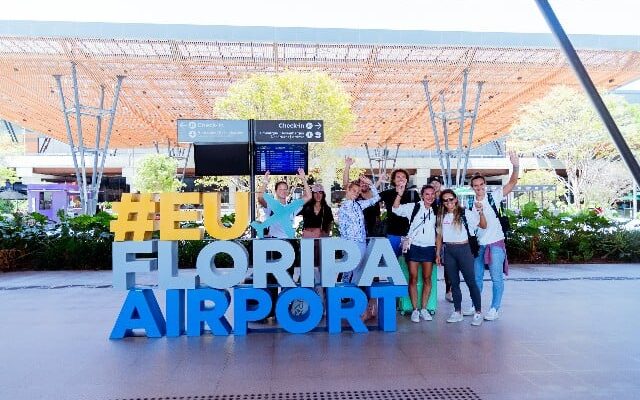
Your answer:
[435,189,487,326]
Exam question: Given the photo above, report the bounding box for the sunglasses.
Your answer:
[442,197,457,203]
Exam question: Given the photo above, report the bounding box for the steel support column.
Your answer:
[89,85,105,213]
[38,137,52,154]
[439,93,453,187]
[70,64,90,214]
[53,74,84,202]
[53,65,124,215]
[2,120,18,143]
[455,71,470,187]
[633,181,638,220]
[422,80,447,184]
[460,81,484,185]
[423,73,483,188]
[94,75,124,212]
[364,143,400,190]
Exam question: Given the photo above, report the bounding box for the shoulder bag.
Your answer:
[461,213,480,258]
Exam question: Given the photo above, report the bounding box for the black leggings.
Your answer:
[444,267,452,294]
[443,243,481,312]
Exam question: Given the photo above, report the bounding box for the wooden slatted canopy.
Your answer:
[0,21,639,150]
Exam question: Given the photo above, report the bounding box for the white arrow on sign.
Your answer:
[314,122,322,129]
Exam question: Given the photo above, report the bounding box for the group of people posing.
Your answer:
[257,151,520,326]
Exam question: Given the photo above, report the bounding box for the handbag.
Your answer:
[461,214,480,258]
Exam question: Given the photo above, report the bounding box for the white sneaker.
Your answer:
[420,309,432,321]
[471,313,483,326]
[462,306,476,316]
[446,311,463,323]
[411,309,420,323]
[445,292,453,303]
[484,308,499,321]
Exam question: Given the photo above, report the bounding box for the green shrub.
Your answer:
[595,230,640,262]
[2,203,639,269]
[506,202,639,263]
[0,211,115,270]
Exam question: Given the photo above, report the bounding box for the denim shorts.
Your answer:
[406,245,436,263]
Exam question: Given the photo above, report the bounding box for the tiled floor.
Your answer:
[1,264,640,400]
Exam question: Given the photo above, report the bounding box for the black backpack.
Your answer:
[487,192,511,237]
[407,202,437,236]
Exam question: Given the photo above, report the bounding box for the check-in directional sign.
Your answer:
[254,120,324,143]
[177,119,249,143]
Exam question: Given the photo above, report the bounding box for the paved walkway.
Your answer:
[1,264,640,400]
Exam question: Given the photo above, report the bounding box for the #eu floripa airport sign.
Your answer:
[109,192,408,339]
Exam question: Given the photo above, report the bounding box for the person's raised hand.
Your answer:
[359,174,372,186]
[345,157,355,167]
[509,151,519,168]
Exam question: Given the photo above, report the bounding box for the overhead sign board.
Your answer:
[177,119,249,143]
[254,120,324,143]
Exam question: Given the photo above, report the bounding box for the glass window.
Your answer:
[68,194,81,209]
[39,192,52,210]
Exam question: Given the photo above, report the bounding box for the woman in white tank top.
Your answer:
[435,189,486,326]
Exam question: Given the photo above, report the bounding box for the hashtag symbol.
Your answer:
[110,193,160,241]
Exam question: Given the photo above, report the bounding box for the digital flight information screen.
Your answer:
[193,143,251,176]
[254,143,308,175]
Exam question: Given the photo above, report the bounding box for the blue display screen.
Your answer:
[254,143,308,175]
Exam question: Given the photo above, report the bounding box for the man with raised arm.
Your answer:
[255,168,311,322]
[467,151,519,321]
[257,168,312,238]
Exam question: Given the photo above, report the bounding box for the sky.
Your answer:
[3,0,640,35]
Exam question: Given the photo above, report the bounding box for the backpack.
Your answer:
[487,192,511,237]
[401,202,435,254]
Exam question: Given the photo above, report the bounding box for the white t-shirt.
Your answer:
[393,202,437,247]
[441,209,479,243]
[472,188,504,245]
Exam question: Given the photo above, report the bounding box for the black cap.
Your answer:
[428,176,443,184]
